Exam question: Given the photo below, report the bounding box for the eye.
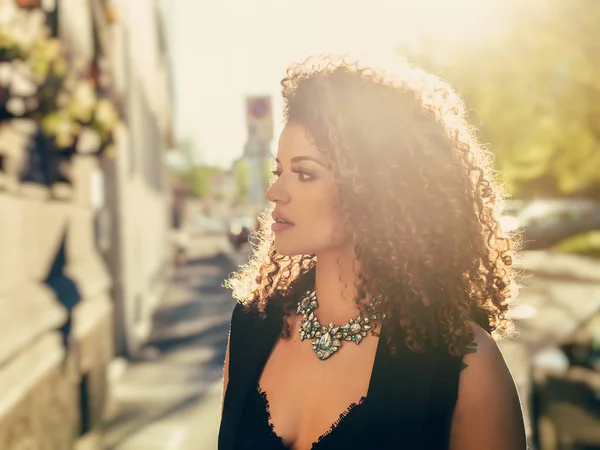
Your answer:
[271,169,282,177]
[295,170,314,182]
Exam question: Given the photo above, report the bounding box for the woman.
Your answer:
[219,55,527,450]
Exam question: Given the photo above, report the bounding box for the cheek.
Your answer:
[330,213,349,243]
[319,192,348,241]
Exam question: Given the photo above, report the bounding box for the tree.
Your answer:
[187,164,221,199]
[401,0,600,199]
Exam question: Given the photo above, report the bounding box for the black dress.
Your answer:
[219,302,464,450]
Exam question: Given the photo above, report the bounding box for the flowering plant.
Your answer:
[0,5,119,156]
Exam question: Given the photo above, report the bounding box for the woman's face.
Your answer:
[266,123,348,256]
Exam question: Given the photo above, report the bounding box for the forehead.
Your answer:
[277,123,320,160]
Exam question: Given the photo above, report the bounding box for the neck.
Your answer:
[313,243,363,323]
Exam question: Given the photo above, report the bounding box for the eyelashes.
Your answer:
[271,168,315,182]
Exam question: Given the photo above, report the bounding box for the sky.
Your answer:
[169,0,508,169]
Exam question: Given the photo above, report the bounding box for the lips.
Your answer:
[271,210,294,233]
[271,211,294,225]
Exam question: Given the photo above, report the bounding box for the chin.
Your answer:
[273,238,316,257]
[273,243,306,256]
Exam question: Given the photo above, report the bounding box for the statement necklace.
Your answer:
[297,290,385,361]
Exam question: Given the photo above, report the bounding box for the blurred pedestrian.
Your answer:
[219,55,526,450]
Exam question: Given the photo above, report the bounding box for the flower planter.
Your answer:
[16,0,41,9]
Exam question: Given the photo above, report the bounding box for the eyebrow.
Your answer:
[275,156,328,167]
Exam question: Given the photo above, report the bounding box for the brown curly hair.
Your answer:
[226,55,520,357]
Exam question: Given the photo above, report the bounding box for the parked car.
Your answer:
[501,199,600,250]
[228,217,254,250]
[531,304,600,450]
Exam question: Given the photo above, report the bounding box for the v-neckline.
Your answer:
[255,321,388,449]
[256,384,368,449]
[221,301,443,450]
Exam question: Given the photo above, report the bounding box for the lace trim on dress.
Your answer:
[315,396,368,444]
[256,386,287,445]
[256,384,368,449]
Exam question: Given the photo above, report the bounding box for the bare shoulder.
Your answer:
[458,323,517,401]
[449,323,527,450]
[460,323,505,372]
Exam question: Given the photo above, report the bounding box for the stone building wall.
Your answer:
[0,0,172,447]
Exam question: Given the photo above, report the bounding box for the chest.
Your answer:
[219,305,462,450]
[258,327,380,448]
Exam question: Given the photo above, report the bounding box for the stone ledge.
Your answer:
[0,193,28,292]
[0,332,65,419]
[72,292,114,371]
[19,183,51,201]
[52,182,75,201]
[0,194,73,291]
[72,293,113,342]
[66,256,112,300]
[0,283,67,367]
[21,197,72,282]
[75,430,102,450]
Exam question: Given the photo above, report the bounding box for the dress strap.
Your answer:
[218,302,283,450]
[367,326,439,448]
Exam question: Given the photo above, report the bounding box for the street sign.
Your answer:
[246,96,273,142]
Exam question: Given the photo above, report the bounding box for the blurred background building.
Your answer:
[0,0,173,448]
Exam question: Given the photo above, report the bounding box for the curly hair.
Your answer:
[226,55,520,357]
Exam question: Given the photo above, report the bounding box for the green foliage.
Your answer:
[553,231,600,259]
[401,0,600,199]
[233,158,250,203]
[187,165,221,199]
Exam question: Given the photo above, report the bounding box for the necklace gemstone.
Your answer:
[318,332,332,350]
[300,296,311,311]
[296,290,384,361]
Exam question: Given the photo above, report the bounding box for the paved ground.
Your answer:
[102,235,248,450]
[102,237,600,450]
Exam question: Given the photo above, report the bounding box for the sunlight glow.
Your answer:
[403,0,508,47]
[172,0,513,167]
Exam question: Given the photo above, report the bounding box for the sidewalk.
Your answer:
[102,235,241,450]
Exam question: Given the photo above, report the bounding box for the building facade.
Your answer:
[103,0,174,358]
[0,0,173,448]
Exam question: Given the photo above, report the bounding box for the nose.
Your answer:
[266,176,290,204]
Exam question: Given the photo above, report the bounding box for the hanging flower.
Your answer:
[76,127,102,154]
[1,3,122,171]
[41,110,80,149]
[94,98,118,130]
[0,33,23,62]
[16,0,41,9]
[6,96,26,115]
[9,59,36,97]
[27,36,61,81]
[68,78,97,123]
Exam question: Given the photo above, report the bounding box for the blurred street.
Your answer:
[102,234,247,450]
[98,231,600,449]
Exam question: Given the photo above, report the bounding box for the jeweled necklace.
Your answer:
[297,290,385,361]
